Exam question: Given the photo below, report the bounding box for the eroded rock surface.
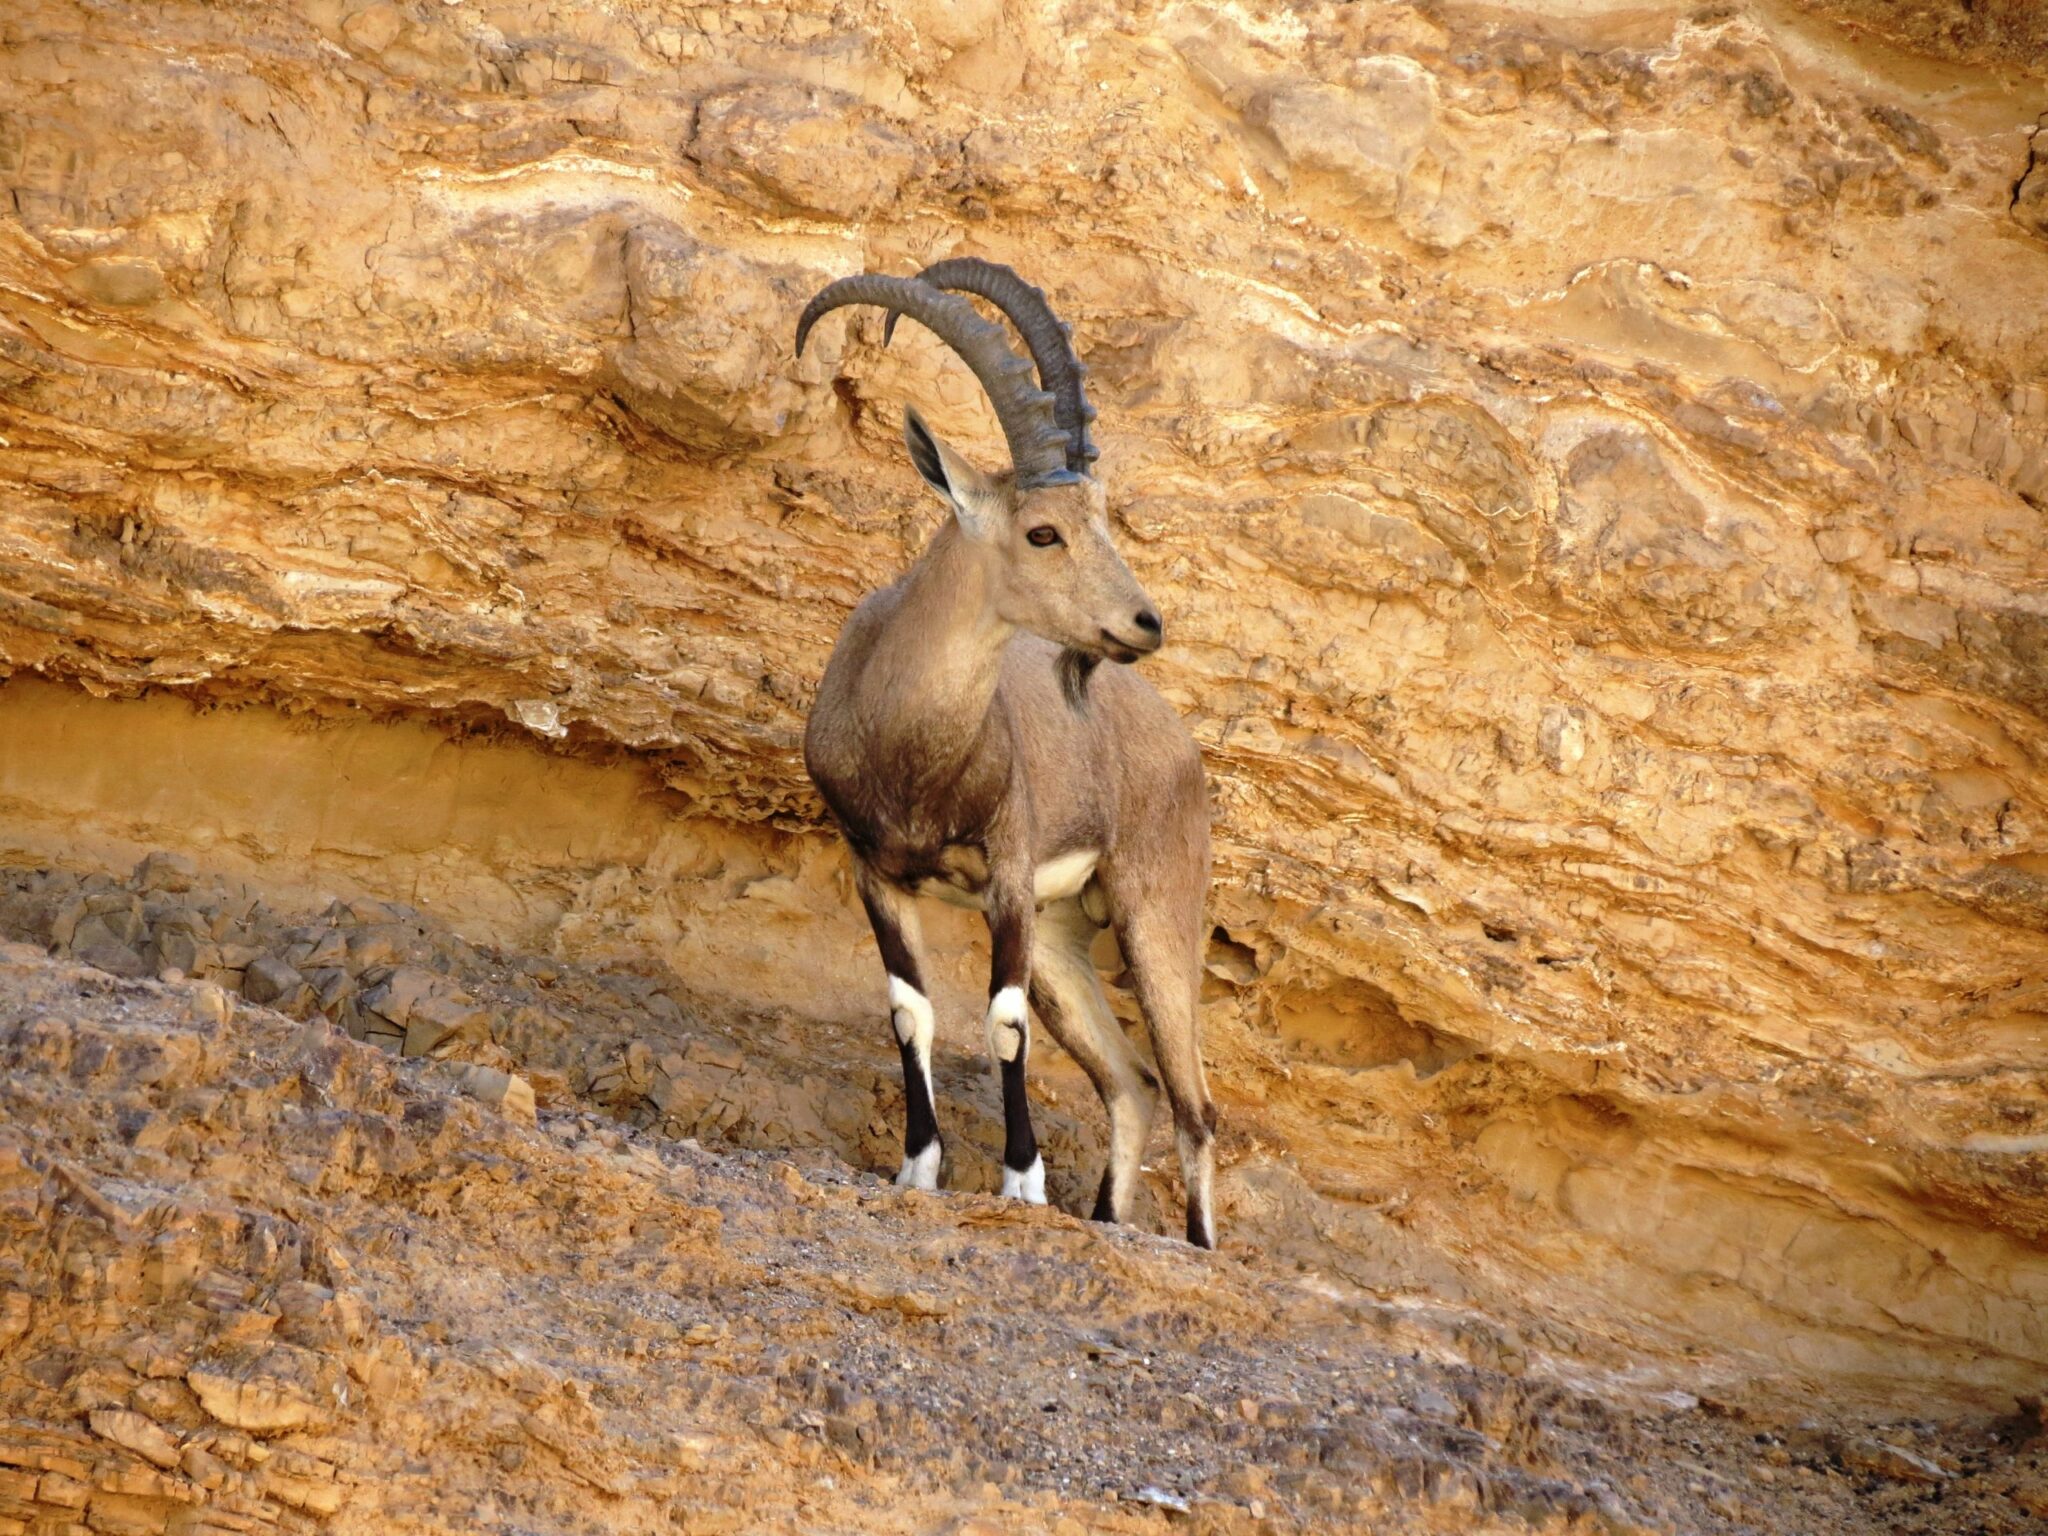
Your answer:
[1,0,2046,1471]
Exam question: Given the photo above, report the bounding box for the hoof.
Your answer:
[894,1142,942,1191]
[999,1155,1046,1205]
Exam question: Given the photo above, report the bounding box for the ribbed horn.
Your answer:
[884,259,1098,475]
[796,274,1075,489]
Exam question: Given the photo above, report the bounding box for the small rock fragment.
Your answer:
[291,927,349,968]
[1134,1486,1191,1514]
[75,939,152,978]
[152,928,220,978]
[455,1065,537,1124]
[36,1470,89,1508]
[345,926,410,969]
[241,955,311,1011]
[687,1037,746,1072]
[402,994,490,1058]
[1839,1437,1948,1484]
[842,1276,950,1318]
[180,1444,227,1490]
[86,1408,181,1469]
[183,981,234,1025]
[187,1356,330,1434]
[360,964,439,1027]
[133,851,200,892]
[1405,1386,1459,1422]
[624,1039,654,1089]
[264,1467,345,1515]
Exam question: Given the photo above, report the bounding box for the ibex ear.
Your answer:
[904,406,1004,541]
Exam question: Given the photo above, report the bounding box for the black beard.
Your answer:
[1056,647,1102,711]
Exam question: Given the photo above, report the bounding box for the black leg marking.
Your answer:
[1091,1167,1117,1223]
[1000,1052,1037,1176]
[901,1037,940,1161]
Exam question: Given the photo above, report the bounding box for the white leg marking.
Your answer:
[895,1140,942,1191]
[889,976,936,1058]
[1001,1154,1047,1205]
[888,979,941,1191]
[984,984,1027,1065]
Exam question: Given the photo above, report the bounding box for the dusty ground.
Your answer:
[3,850,2046,1536]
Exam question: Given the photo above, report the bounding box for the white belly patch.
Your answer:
[1032,849,1099,903]
[913,848,1099,911]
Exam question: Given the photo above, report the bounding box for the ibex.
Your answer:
[796,260,1220,1248]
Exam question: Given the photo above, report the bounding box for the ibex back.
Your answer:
[797,261,1219,1247]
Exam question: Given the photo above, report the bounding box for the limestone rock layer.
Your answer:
[2,0,2047,1409]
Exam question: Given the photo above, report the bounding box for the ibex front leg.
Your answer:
[857,869,942,1190]
[983,867,1044,1203]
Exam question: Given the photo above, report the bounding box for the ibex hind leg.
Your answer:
[1116,899,1216,1249]
[1027,898,1157,1224]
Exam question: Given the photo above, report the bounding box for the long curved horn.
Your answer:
[796,274,1075,488]
[884,259,1098,476]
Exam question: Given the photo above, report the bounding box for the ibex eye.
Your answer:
[1026,526,1063,548]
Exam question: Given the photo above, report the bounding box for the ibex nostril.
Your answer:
[1134,609,1162,636]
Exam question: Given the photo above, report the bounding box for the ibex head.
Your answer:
[797,261,1161,701]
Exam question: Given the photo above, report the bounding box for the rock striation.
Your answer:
[1,0,2046,1420]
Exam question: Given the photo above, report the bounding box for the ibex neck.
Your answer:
[871,522,1013,763]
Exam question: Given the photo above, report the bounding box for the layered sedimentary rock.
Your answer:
[2,0,2046,1413]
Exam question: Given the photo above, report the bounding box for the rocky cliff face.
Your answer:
[2,0,2046,1422]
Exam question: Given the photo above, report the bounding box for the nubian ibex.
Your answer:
[797,260,1219,1247]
